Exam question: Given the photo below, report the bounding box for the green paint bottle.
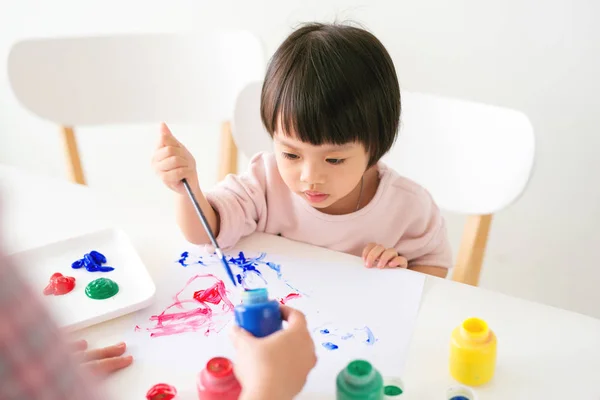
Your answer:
[336,360,384,400]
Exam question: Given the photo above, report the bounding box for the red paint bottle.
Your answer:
[197,357,241,400]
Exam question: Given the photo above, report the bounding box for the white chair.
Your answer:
[228,81,536,286]
[7,31,265,185]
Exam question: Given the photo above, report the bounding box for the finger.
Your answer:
[83,355,133,376]
[152,146,183,164]
[229,325,255,349]
[157,122,180,148]
[388,255,408,268]
[161,168,190,184]
[362,243,377,260]
[155,155,190,172]
[68,339,88,352]
[377,249,398,269]
[78,342,127,362]
[365,245,385,268]
[281,305,308,329]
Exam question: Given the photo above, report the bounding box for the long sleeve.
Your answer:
[205,153,269,249]
[393,188,453,269]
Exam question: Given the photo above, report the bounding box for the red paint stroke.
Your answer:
[146,383,177,400]
[134,325,141,332]
[43,272,76,296]
[194,282,226,304]
[147,274,234,338]
[279,292,301,305]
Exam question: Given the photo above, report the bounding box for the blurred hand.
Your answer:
[230,306,317,400]
[71,340,133,377]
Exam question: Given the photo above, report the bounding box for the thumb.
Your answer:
[229,325,255,348]
[158,122,179,148]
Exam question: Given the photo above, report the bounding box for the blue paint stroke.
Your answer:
[229,252,268,289]
[71,250,114,272]
[177,251,205,267]
[449,397,470,400]
[322,342,339,350]
[341,333,354,340]
[266,261,282,279]
[363,326,376,345]
[320,329,330,334]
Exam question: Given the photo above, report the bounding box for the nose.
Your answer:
[300,161,325,185]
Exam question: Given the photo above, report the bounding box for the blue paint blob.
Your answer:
[322,342,339,350]
[89,250,106,264]
[320,329,330,334]
[71,250,114,272]
[450,397,470,400]
[178,251,189,266]
[177,251,205,267]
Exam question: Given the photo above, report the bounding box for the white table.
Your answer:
[2,164,600,400]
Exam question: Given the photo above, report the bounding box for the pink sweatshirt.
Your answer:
[206,152,453,269]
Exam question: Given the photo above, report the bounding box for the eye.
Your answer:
[282,152,299,160]
[326,158,345,165]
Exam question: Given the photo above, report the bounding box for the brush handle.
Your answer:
[181,179,237,286]
[182,179,218,247]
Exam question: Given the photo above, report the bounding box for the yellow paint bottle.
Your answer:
[449,317,497,386]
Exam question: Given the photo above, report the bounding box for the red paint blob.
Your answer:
[43,272,76,296]
[146,383,177,400]
[279,292,301,305]
[193,282,226,304]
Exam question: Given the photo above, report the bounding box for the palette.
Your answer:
[10,227,156,331]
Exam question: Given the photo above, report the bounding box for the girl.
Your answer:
[152,22,452,278]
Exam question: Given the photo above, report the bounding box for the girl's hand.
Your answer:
[362,243,408,269]
[152,123,198,194]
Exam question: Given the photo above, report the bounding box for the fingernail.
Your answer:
[117,342,126,348]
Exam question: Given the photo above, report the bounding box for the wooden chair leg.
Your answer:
[60,126,86,185]
[218,121,238,181]
[452,214,493,286]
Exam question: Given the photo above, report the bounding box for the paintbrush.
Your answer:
[181,178,237,287]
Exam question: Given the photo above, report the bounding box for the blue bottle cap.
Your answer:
[241,288,269,304]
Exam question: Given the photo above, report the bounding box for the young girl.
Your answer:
[152,22,452,278]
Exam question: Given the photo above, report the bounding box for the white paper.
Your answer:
[124,247,425,396]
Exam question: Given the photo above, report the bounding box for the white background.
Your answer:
[1,0,599,318]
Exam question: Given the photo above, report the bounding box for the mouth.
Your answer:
[303,190,330,204]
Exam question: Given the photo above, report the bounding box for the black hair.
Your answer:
[260,22,401,167]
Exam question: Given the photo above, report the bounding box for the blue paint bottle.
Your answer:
[234,288,282,337]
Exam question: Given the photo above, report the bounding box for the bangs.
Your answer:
[261,41,369,149]
[260,23,400,166]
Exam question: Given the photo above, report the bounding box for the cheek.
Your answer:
[276,161,299,185]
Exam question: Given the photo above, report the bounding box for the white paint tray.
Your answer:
[10,227,156,331]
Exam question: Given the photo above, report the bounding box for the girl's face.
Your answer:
[273,131,370,214]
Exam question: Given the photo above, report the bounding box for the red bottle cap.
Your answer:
[206,357,234,379]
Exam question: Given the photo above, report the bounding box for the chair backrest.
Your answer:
[8,31,265,125]
[232,81,535,215]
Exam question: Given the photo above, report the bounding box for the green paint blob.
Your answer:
[85,277,119,300]
[384,385,403,396]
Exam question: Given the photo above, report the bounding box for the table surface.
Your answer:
[2,164,600,400]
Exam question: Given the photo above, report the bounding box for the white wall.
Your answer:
[2,0,599,318]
